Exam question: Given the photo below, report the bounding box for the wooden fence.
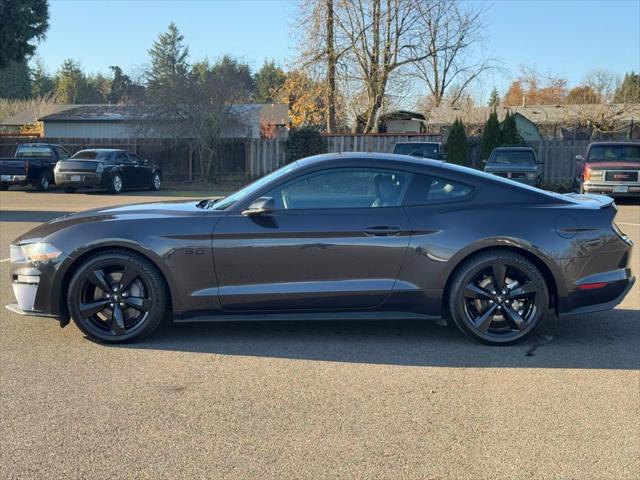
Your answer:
[1,135,590,186]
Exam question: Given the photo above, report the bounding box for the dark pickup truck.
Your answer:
[0,143,71,191]
[483,146,542,187]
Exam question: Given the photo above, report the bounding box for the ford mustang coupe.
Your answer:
[7,153,635,345]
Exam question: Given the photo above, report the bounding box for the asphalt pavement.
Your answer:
[1,189,638,479]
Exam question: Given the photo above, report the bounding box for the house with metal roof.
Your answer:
[38,103,290,139]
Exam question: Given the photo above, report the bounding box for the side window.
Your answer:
[264,168,411,210]
[55,146,70,160]
[116,152,130,164]
[404,174,473,205]
[129,153,143,165]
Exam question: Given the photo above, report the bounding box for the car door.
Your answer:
[129,153,153,186]
[212,167,413,311]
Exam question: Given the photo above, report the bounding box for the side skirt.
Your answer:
[174,311,441,324]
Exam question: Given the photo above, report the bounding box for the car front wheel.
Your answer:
[448,250,549,345]
[67,250,168,343]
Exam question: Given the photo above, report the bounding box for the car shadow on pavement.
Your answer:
[117,309,640,370]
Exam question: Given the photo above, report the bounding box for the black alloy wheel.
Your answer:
[67,250,167,343]
[37,172,51,191]
[109,173,123,194]
[449,251,548,345]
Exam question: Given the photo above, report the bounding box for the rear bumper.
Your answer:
[54,172,103,187]
[560,269,635,317]
[0,174,28,185]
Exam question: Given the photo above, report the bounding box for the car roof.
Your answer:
[76,148,126,152]
[588,141,640,147]
[491,146,535,151]
[297,152,445,169]
[394,141,441,145]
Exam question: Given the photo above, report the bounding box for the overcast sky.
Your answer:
[34,0,640,100]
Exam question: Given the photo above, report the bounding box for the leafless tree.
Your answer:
[583,69,619,103]
[411,0,495,108]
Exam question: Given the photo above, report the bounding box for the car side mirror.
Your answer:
[242,197,275,216]
[481,159,487,165]
[142,159,148,164]
[575,154,583,162]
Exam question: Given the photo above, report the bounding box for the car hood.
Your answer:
[484,164,539,173]
[14,199,225,244]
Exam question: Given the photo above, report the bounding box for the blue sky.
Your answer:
[35,0,640,98]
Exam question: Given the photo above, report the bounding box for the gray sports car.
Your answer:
[7,153,635,345]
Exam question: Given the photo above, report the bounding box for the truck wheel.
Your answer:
[36,172,51,191]
[63,186,76,193]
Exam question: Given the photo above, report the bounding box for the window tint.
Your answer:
[15,145,53,158]
[489,150,535,165]
[116,152,130,163]
[265,168,410,210]
[404,174,473,205]
[394,143,441,159]
[71,150,110,160]
[129,153,143,164]
[587,145,640,162]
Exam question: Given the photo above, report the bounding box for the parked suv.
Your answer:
[54,149,162,194]
[577,142,640,197]
[393,142,446,161]
[483,146,542,187]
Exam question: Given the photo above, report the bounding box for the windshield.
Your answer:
[15,146,53,158]
[489,150,536,165]
[587,145,640,162]
[393,143,441,159]
[208,162,300,210]
[71,150,112,160]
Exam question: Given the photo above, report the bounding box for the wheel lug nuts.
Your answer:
[489,300,494,304]
[119,302,125,307]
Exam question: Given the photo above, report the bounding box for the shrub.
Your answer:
[284,126,328,163]
[446,118,468,166]
[500,111,522,145]
[480,110,501,160]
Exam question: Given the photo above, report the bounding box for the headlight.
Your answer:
[526,172,538,179]
[11,242,62,263]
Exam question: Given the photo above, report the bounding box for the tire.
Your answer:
[36,172,51,191]
[67,250,168,343]
[108,172,123,194]
[150,171,162,191]
[448,250,549,345]
[63,186,76,193]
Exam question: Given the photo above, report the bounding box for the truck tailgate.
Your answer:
[0,159,28,176]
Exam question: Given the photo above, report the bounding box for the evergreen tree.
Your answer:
[500,111,521,145]
[254,60,286,103]
[0,60,32,99]
[614,72,640,103]
[207,55,253,102]
[480,110,501,160]
[108,66,131,104]
[487,87,500,107]
[0,0,49,68]
[30,57,55,98]
[85,73,111,103]
[54,59,87,103]
[146,22,190,103]
[446,118,468,166]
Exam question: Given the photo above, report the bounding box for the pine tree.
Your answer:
[488,87,500,107]
[54,59,88,103]
[614,72,640,103]
[480,110,501,159]
[446,119,468,166]
[146,22,190,103]
[0,60,32,99]
[0,0,49,68]
[254,60,286,103]
[500,111,521,145]
[30,57,54,98]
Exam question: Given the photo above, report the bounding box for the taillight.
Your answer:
[583,166,590,181]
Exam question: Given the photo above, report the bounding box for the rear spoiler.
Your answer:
[564,193,616,210]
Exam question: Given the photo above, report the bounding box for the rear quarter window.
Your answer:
[404,174,473,205]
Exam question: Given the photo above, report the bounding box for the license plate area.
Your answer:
[614,185,629,193]
[70,175,82,182]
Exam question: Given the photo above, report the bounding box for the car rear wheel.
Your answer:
[109,173,123,194]
[150,171,161,191]
[67,250,168,343]
[448,250,548,345]
[36,172,51,191]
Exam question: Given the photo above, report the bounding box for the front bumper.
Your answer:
[583,181,640,196]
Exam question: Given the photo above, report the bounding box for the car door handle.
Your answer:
[364,226,402,236]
